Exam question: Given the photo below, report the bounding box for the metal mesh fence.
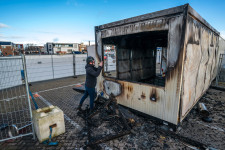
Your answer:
[218,54,225,81]
[215,54,225,87]
[0,56,34,142]
[25,54,87,83]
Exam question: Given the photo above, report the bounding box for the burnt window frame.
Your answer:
[101,30,168,88]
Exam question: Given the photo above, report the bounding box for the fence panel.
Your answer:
[0,57,23,90]
[217,54,225,86]
[75,54,87,75]
[26,55,53,82]
[0,56,34,142]
[53,55,74,78]
[0,54,87,90]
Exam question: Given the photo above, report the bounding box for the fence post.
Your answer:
[106,55,108,72]
[73,54,77,78]
[22,54,36,140]
[51,54,54,79]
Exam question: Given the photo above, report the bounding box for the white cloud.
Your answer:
[53,38,59,42]
[0,27,94,45]
[66,0,79,6]
[0,34,24,39]
[221,31,225,39]
[16,40,45,46]
[0,23,9,28]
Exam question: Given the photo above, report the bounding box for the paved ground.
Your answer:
[0,76,224,150]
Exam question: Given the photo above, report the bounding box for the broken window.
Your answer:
[102,30,168,87]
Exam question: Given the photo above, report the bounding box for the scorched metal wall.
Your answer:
[95,4,223,125]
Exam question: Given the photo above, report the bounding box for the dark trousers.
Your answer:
[79,86,96,110]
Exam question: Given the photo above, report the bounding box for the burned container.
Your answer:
[95,4,225,125]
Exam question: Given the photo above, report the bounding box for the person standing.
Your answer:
[77,56,103,111]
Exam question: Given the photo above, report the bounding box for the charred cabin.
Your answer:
[94,4,225,125]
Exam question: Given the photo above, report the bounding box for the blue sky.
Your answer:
[0,0,225,45]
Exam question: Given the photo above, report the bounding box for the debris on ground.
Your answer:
[0,77,224,149]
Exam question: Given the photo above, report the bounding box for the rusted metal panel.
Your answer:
[97,13,185,125]
[180,14,220,120]
[96,4,222,125]
[115,80,166,121]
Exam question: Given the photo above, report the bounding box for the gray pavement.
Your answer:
[0,76,224,150]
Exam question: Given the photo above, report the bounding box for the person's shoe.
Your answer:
[77,105,82,111]
[202,117,212,123]
[89,109,94,115]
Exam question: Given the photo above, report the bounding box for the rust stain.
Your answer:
[127,94,130,99]
[119,81,125,98]
[127,85,133,92]
[141,92,146,99]
[189,90,192,101]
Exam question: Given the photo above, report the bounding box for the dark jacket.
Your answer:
[85,64,102,88]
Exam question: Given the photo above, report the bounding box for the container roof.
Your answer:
[97,4,219,35]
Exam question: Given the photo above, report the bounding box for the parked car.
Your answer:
[72,51,82,54]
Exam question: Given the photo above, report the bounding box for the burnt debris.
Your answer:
[77,95,133,149]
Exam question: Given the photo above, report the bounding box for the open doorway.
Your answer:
[102,30,168,87]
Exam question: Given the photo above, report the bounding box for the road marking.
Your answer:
[37,82,84,93]
[1,95,25,102]
[36,93,52,107]
[0,82,84,102]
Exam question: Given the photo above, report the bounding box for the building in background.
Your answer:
[25,44,44,54]
[15,44,24,54]
[78,42,92,53]
[0,41,15,56]
[87,45,95,57]
[44,42,79,54]
[0,45,2,56]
